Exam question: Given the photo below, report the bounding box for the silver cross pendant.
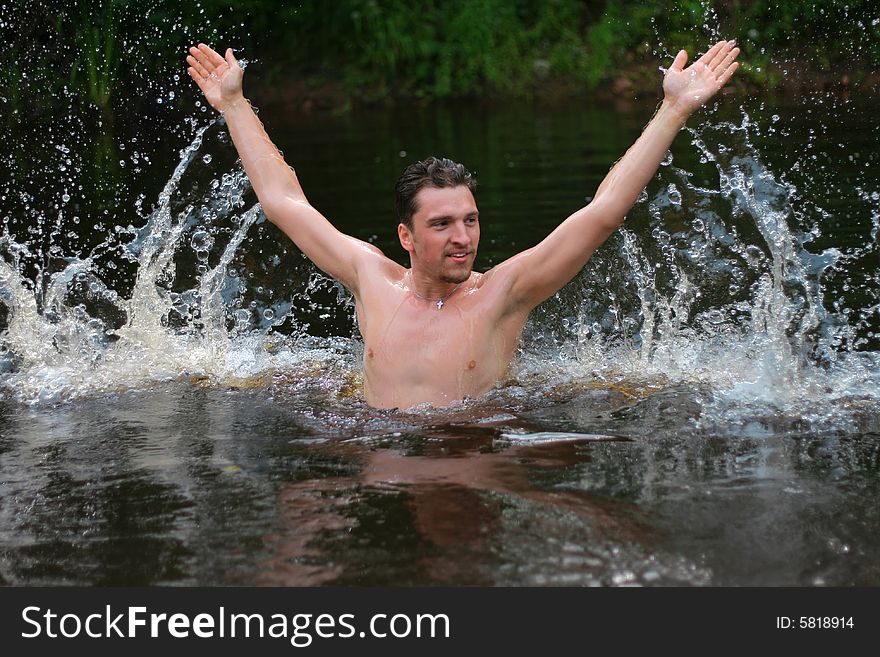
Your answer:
[436,299,444,310]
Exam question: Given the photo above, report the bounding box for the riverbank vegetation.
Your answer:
[261,0,880,105]
[2,0,878,117]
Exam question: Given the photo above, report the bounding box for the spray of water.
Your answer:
[0,117,358,405]
[1,4,878,436]
[517,108,880,433]
[2,106,878,428]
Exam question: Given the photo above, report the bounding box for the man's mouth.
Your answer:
[446,251,469,262]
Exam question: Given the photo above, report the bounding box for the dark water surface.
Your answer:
[1,92,879,585]
[2,380,879,586]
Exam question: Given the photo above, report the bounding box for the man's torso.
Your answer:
[354,263,527,409]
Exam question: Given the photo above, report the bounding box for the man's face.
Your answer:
[399,185,480,284]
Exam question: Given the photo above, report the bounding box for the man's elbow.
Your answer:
[585,198,626,231]
[601,213,626,231]
[261,196,310,225]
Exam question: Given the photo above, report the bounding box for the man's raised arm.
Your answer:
[186,44,379,293]
[503,40,740,310]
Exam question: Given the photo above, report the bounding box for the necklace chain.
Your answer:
[410,281,465,310]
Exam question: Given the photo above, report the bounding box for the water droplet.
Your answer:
[191,229,213,252]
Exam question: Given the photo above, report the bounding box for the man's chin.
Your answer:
[440,267,472,285]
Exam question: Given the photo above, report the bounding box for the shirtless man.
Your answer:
[187,40,739,409]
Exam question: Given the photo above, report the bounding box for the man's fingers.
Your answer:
[225,48,239,69]
[669,49,688,73]
[708,41,735,70]
[187,53,210,80]
[715,47,740,75]
[198,43,227,69]
[711,45,740,88]
[716,61,739,88]
[187,66,208,92]
[696,40,725,67]
[189,46,215,75]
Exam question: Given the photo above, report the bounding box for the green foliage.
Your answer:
[282,0,541,98]
[252,0,880,100]
[2,0,168,119]
[67,1,123,114]
[3,0,878,109]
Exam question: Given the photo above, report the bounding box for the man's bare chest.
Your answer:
[368,301,492,365]
[353,273,527,407]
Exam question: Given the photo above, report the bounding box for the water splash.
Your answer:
[2,102,878,435]
[523,109,880,433]
[0,120,357,405]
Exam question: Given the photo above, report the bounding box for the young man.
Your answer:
[187,41,739,409]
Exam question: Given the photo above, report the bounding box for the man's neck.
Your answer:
[406,269,470,300]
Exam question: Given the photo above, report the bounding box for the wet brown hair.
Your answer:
[394,156,477,231]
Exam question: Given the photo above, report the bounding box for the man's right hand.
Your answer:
[187,43,244,113]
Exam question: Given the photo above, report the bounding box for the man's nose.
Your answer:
[450,220,470,245]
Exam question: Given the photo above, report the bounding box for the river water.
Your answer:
[1,67,879,584]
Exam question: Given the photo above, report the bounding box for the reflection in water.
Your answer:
[1,382,878,585]
[260,433,660,587]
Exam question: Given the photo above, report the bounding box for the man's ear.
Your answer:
[398,223,414,253]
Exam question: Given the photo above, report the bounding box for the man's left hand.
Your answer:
[663,40,740,119]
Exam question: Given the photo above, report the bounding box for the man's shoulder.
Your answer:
[479,254,527,290]
[476,254,541,318]
[356,250,406,288]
